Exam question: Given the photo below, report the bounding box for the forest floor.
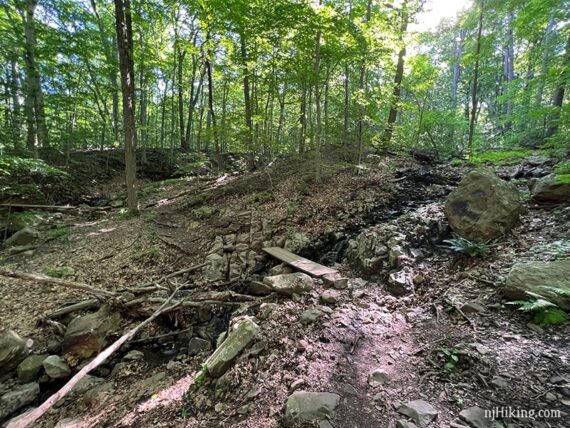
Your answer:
[1,151,569,428]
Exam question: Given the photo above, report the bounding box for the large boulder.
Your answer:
[263,273,313,296]
[530,173,570,203]
[204,317,260,377]
[502,259,570,311]
[4,227,40,247]
[62,306,122,359]
[0,330,31,376]
[397,400,438,427]
[284,391,340,426]
[445,170,520,242]
[0,383,40,420]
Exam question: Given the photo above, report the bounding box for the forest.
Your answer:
[0,0,569,427]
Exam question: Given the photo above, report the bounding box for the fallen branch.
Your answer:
[44,299,100,319]
[9,284,184,428]
[124,262,207,294]
[0,203,75,211]
[0,270,115,298]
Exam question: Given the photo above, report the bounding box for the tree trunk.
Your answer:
[114,0,138,212]
[20,0,48,154]
[205,33,222,171]
[299,78,307,154]
[536,12,555,110]
[9,58,21,151]
[343,62,350,146]
[467,0,484,155]
[240,33,254,169]
[382,0,408,147]
[503,13,515,132]
[313,20,322,182]
[545,32,570,138]
[177,48,186,150]
[356,0,371,160]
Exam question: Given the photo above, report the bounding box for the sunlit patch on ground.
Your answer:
[119,372,199,426]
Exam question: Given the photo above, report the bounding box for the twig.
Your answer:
[9,284,184,428]
[129,327,194,345]
[0,270,115,298]
[124,263,207,293]
[350,334,362,354]
[467,274,495,286]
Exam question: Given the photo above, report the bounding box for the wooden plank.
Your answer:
[262,247,338,277]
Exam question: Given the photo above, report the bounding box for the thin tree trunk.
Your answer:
[343,62,349,147]
[545,32,570,138]
[468,0,484,155]
[177,48,186,150]
[276,83,287,147]
[299,78,307,154]
[9,58,21,151]
[382,0,408,147]
[114,0,138,212]
[240,33,254,169]
[20,0,48,154]
[314,16,322,182]
[205,33,222,170]
[536,12,555,110]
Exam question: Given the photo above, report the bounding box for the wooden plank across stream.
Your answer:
[262,247,338,277]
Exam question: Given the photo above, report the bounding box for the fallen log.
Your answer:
[0,270,115,298]
[8,285,183,428]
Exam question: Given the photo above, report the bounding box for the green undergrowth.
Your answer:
[0,156,72,203]
[470,149,534,165]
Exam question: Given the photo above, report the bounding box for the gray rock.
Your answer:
[263,273,313,296]
[388,269,414,296]
[530,173,570,203]
[300,309,326,324]
[62,305,122,359]
[284,232,310,253]
[204,317,260,377]
[122,350,145,361]
[341,383,358,396]
[258,303,278,319]
[396,420,418,428]
[0,330,31,376]
[445,170,520,242]
[368,369,390,387]
[43,355,71,379]
[461,302,486,314]
[502,259,570,310]
[5,227,40,247]
[188,337,213,356]
[54,417,83,427]
[17,355,47,383]
[284,391,340,426]
[319,421,334,428]
[322,273,349,290]
[248,281,273,296]
[459,406,492,428]
[269,264,293,275]
[83,382,114,407]
[490,376,508,389]
[71,374,105,394]
[397,400,438,427]
[0,382,40,419]
[320,290,340,304]
[202,253,226,281]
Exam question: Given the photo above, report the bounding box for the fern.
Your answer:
[538,286,570,297]
[443,233,490,257]
[507,290,568,325]
[509,298,556,312]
